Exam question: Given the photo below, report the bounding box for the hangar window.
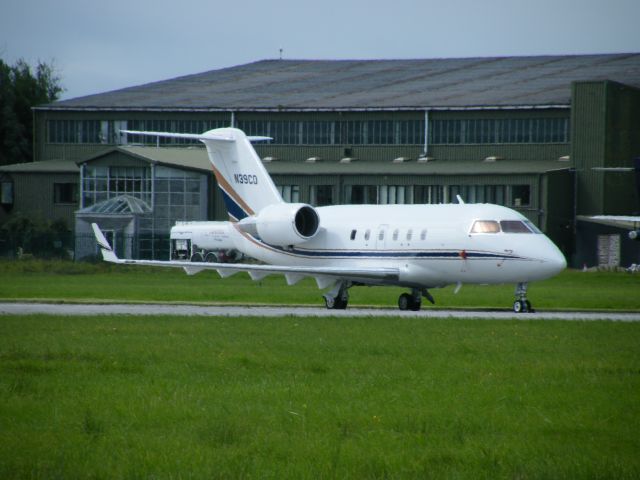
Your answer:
[153,166,204,233]
[378,185,410,204]
[430,117,569,145]
[510,185,530,207]
[310,185,333,206]
[270,121,299,144]
[0,179,13,205]
[302,121,334,144]
[276,185,300,203]
[237,119,425,145]
[449,185,506,205]
[345,185,378,204]
[414,185,444,204]
[54,183,78,204]
[47,120,101,143]
[470,220,500,234]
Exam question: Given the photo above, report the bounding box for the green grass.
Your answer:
[0,259,639,311]
[1,315,639,479]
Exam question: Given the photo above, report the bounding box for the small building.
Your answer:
[74,146,215,259]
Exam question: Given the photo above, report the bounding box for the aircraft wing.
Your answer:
[92,223,399,289]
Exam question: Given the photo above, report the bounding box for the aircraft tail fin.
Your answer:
[120,128,283,221]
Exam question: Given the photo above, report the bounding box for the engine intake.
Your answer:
[255,203,320,246]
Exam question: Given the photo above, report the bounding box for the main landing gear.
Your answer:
[323,283,533,313]
[323,281,350,310]
[513,282,534,313]
[398,288,435,312]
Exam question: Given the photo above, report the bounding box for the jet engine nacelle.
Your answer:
[255,203,320,246]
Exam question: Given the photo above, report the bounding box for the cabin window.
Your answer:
[350,229,357,240]
[470,220,500,234]
[378,230,385,241]
[500,220,533,233]
[406,229,413,241]
[420,229,427,240]
[392,229,399,241]
[364,229,371,241]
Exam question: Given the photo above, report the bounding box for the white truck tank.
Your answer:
[170,221,238,262]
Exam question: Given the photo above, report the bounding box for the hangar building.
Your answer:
[1,54,639,265]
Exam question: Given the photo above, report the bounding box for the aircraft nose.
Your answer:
[543,241,567,276]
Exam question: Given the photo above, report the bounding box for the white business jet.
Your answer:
[92,127,566,312]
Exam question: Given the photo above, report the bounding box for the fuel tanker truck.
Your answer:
[170,221,241,262]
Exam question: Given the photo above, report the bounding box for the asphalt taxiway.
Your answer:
[1,302,639,321]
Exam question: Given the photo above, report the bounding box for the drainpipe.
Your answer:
[537,173,544,228]
[423,110,430,156]
[79,164,84,209]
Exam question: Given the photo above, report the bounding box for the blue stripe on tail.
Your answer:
[220,189,249,221]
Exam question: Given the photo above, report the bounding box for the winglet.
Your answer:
[91,223,120,263]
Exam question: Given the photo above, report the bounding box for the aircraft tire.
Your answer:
[335,298,348,310]
[324,296,347,310]
[513,300,531,313]
[190,252,204,262]
[205,252,219,263]
[398,293,411,311]
[324,296,335,309]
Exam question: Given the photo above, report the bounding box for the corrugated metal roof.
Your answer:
[92,146,568,176]
[265,160,570,176]
[41,54,640,111]
[0,160,79,173]
[79,146,213,172]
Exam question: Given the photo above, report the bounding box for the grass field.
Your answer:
[1,315,639,479]
[1,260,639,478]
[0,259,639,311]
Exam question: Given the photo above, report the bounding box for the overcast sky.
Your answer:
[2,0,639,100]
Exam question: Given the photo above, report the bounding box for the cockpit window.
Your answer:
[524,220,542,234]
[500,220,533,233]
[470,220,500,234]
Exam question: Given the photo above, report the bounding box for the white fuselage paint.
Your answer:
[113,128,567,294]
[229,203,566,289]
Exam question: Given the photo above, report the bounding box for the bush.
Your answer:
[0,214,73,259]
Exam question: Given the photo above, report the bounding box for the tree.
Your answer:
[0,58,64,166]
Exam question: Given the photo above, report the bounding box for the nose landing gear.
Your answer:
[513,282,534,313]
